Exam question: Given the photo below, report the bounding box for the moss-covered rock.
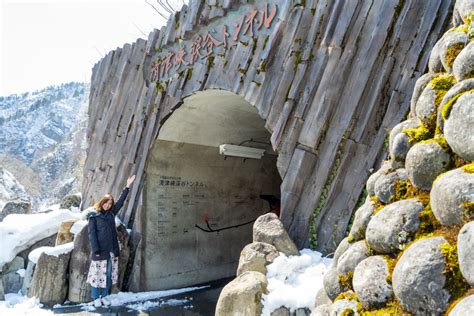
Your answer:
[392,237,450,315]
[431,167,474,226]
[405,141,451,190]
[444,91,474,161]
[366,199,424,254]
[453,42,474,81]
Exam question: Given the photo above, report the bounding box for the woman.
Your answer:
[86,174,135,307]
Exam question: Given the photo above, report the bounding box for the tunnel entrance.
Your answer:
[141,89,281,290]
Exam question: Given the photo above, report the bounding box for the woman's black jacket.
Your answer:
[87,187,129,261]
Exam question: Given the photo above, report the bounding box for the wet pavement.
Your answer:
[52,278,231,316]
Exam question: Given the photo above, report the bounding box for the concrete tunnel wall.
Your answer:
[138,90,281,289]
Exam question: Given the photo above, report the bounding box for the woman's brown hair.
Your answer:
[94,194,115,212]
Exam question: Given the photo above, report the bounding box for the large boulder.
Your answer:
[453,42,474,82]
[0,199,31,221]
[55,219,78,246]
[21,260,35,296]
[68,222,130,302]
[366,161,392,197]
[215,271,268,316]
[330,293,360,316]
[437,79,474,133]
[323,268,344,301]
[392,237,450,315]
[457,222,474,286]
[67,225,92,303]
[453,0,474,25]
[253,213,299,256]
[373,168,407,204]
[405,141,451,191]
[444,91,474,161]
[59,193,81,210]
[348,202,375,241]
[332,237,351,267]
[366,199,424,253]
[389,118,421,166]
[1,256,24,294]
[410,74,436,116]
[429,38,446,73]
[431,167,474,226]
[236,242,279,276]
[440,31,469,73]
[28,246,73,305]
[353,256,393,309]
[449,294,474,316]
[0,275,4,300]
[336,240,370,276]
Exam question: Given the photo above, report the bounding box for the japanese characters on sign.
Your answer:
[158,175,206,188]
[149,2,278,83]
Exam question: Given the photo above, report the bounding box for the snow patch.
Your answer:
[16,269,26,278]
[261,249,333,315]
[0,294,53,316]
[28,242,74,264]
[0,209,81,266]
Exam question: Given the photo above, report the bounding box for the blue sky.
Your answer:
[1,0,184,96]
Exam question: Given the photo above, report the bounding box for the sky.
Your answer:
[1,0,184,96]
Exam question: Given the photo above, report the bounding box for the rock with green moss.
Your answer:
[436,79,474,133]
[392,236,450,315]
[457,221,474,286]
[323,268,344,301]
[366,199,424,253]
[431,167,474,225]
[336,240,370,275]
[366,161,393,197]
[333,237,351,268]
[453,42,474,82]
[389,118,420,167]
[429,38,446,73]
[405,141,451,190]
[330,292,361,316]
[444,91,474,161]
[373,168,407,204]
[415,74,456,129]
[410,74,437,116]
[353,256,393,309]
[453,0,474,25]
[348,202,375,241]
[449,294,474,316]
[440,31,469,73]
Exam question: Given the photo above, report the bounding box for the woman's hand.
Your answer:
[126,174,136,188]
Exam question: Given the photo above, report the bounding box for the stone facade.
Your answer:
[81,0,452,291]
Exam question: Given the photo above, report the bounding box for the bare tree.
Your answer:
[145,0,186,21]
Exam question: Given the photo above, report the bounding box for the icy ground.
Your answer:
[0,286,208,315]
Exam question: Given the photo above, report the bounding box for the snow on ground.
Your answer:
[0,209,81,267]
[261,249,333,315]
[0,286,209,314]
[0,294,53,316]
[28,242,74,264]
[94,285,209,309]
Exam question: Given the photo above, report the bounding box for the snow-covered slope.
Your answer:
[0,82,89,210]
[0,168,29,210]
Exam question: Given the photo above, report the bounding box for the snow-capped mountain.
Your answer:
[0,82,89,210]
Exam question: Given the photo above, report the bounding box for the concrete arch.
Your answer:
[138,89,280,290]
